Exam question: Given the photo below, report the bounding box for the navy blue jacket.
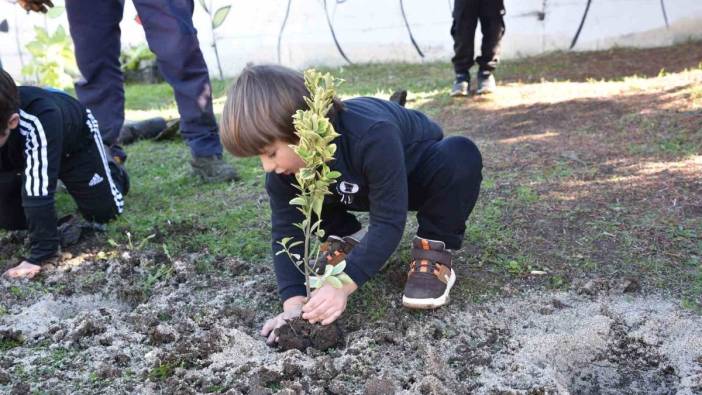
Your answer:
[266,97,443,301]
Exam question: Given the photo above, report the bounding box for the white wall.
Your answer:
[1,0,701,81]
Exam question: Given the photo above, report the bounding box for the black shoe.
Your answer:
[389,90,407,107]
[476,70,496,94]
[118,117,168,145]
[402,236,456,309]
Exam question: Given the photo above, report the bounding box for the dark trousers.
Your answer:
[65,0,222,159]
[0,114,127,231]
[322,136,483,250]
[451,0,506,74]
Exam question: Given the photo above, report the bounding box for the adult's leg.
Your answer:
[65,0,127,162]
[450,0,480,75]
[476,0,506,73]
[132,0,221,158]
[60,111,127,224]
[409,136,483,250]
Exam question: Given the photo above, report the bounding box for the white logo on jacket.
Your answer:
[88,173,104,187]
[337,180,359,205]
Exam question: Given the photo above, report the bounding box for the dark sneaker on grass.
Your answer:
[191,156,240,183]
[476,70,496,94]
[402,236,456,309]
[315,235,360,273]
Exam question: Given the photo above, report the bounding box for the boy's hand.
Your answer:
[260,296,305,345]
[17,0,54,13]
[2,260,41,279]
[302,282,357,325]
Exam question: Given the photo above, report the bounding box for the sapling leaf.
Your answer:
[212,6,231,29]
[325,276,343,289]
[337,273,354,285]
[331,260,346,275]
[308,276,322,289]
[289,197,306,206]
[289,241,304,249]
[323,264,334,277]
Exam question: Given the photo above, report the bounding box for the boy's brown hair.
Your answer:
[221,64,343,157]
[0,69,20,135]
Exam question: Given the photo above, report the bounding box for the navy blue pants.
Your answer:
[65,0,222,159]
[323,136,483,250]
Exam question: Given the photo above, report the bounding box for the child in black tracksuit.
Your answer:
[0,70,128,279]
[220,65,482,344]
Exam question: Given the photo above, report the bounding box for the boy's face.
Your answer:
[259,140,305,175]
[0,113,20,147]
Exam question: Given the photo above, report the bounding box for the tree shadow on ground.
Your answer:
[418,77,701,301]
[497,41,702,83]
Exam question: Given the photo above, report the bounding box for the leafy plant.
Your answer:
[198,0,231,80]
[277,69,353,299]
[120,44,157,73]
[21,25,78,89]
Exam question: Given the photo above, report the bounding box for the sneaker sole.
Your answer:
[402,269,456,310]
[449,91,470,97]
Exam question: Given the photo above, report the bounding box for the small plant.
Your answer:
[120,44,156,73]
[21,25,78,89]
[277,69,354,299]
[198,0,231,80]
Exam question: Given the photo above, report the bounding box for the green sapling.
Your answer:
[276,69,354,300]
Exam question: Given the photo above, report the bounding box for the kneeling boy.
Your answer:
[0,70,128,279]
[221,65,482,344]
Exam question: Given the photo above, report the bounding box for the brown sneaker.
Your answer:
[402,236,456,309]
[315,235,360,273]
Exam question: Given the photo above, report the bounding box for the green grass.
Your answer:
[6,42,702,314]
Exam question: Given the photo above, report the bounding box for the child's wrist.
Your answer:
[283,295,306,311]
[342,281,358,296]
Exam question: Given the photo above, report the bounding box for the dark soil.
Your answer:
[275,317,342,352]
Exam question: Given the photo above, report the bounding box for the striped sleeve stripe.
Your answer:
[86,110,124,213]
[19,109,50,197]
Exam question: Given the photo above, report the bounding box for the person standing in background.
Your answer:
[450,0,506,96]
[16,0,240,183]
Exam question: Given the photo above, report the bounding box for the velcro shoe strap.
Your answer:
[411,248,452,267]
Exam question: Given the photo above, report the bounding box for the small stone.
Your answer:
[551,299,570,309]
[620,277,640,293]
[363,378,396,395]
[148,324,177,344]
[11,383,30,395]
[114,353,130,367]
[0,369,10,385]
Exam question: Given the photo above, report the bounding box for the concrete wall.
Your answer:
[1,0,701,81]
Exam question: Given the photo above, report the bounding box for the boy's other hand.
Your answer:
[260,296,305,345]
[2,260,41,279]
[18,0,54,13]
[302,282,357,325]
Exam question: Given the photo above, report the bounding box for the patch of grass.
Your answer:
[515,186,539,204]
[141,264,174,295]
[148,361,180,381]
[0,337,23,351]
[0,305,7,317]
